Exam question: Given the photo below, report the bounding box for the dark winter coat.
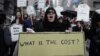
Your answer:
[0,25,10,56]
[89,28,100,56]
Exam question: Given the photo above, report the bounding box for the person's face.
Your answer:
[77,22,81,27]
[40,11,45,18]
[16,12,21,18]
[47,10,56,22]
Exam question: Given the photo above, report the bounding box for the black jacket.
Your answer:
[88,28,100,56]
[0,25,9,56]
[43,21,61,32]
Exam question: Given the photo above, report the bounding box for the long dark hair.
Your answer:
[11,11,23,24]
[44,7,58,23]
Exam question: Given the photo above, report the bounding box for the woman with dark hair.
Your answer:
[11,11,23,24]
[10,11,23,56]
[42,7,72,32]
[43,7,61,32]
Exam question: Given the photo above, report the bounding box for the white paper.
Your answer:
[77,4,90,22]
[38,0,45,9]
[55,6,63,17]
[17,0,27,7]
[26,6,36,16]
[10,24,23,42]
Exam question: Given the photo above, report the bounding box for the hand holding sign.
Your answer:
[26,28,35,33]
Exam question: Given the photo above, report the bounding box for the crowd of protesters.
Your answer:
[0,6,100,56]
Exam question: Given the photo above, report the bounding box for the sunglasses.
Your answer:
[47,10,55,14]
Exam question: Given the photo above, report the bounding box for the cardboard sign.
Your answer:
[53,0,60,7]
[77,4,90,22]
[67,0,72,7]
[17,0,27,7]
[26,6,36,15]
[18,32,85,56]
[38,0,45,9]
[10,24,23,42]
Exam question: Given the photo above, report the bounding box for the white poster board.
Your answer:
[10,24,23,42]
[55,6,63,17]
[17,0,27,7]
[67,0,72,7]
[38,0,45,9]
[77,4,90,22]
[26,6,36,16]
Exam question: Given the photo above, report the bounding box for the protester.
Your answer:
[23,14,35,32]
[10,11,23,56]
[43,7,62,32]
[88,11,100,56]
[60,10,77,32]
[40,10,45,21]
[11,11,23,24]
[0,10,10,56]
[43,7,70,32]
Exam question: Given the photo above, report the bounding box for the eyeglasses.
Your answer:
[47,10,55,14]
